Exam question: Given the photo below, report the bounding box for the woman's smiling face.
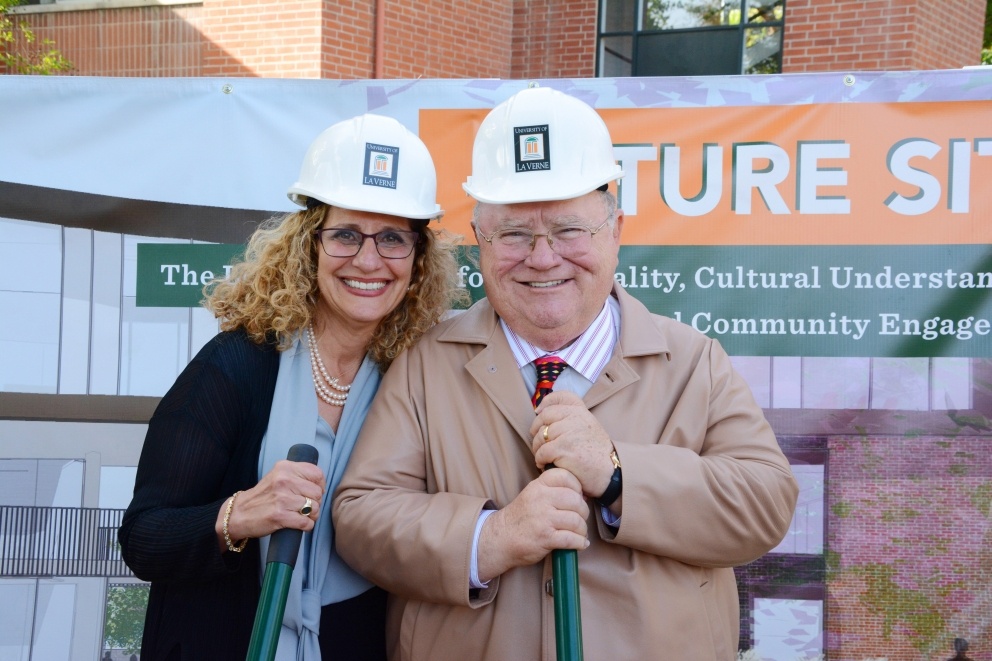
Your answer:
[313,206,418,334]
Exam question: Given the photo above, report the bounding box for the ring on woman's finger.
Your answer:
[299,497,313,516]
[542,425,550,442]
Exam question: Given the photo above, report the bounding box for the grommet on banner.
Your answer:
[222,83,234,94]
[843,75,856,86]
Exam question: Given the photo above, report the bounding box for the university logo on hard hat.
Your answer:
[364,143,399,189]
[513,125,550,172]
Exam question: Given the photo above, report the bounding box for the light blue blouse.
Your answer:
[257,335,381,661]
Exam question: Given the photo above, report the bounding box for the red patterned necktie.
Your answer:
[532,355,568,408]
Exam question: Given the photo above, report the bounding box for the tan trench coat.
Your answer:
[334,285,799,661]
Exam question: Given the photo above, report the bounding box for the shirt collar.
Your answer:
[500,296,619,383]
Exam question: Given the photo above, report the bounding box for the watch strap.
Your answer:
[597,449,623,507]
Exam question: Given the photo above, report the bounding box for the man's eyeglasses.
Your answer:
[315,228,421,259]
[475,214,613,260]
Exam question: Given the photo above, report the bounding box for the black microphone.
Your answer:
[265,443,320,568]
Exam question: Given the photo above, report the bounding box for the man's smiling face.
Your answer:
[473,191,623,351]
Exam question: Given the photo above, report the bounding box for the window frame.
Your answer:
[597,0,787,77]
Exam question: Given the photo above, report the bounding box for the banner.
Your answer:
[420,99,992,357]
[2,72,990,358]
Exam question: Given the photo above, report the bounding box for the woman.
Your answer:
[119,114,466,660]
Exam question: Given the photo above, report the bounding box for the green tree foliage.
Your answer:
[983,0,991,64]
[1,0,71,74]
[645,0,732,30]
[103,585,149,655]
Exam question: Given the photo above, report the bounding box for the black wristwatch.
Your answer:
[597,448,622,507]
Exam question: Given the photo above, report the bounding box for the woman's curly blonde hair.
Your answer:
[204,205,468,370]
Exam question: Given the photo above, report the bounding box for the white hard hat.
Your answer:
[288,114,443,220]
[462,86,624,204]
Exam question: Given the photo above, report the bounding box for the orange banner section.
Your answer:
[421,101,992,246]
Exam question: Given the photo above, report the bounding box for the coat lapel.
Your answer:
[584,286,670,407]
[440,303,538,446]
[465,342,537,444]
[583,351,639,408]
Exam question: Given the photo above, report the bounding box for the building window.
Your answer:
[730,356,974,412]
[598,0,785,77]
[769,464,823,554]
[0,459,84,507]
[0,579,77,660]
[0,218,220,398]
[751,595,823,659]
[735,436,827,658]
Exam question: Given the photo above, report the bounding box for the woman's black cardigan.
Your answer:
[119,329,279,660]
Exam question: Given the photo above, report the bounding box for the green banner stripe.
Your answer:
[136,243,244,307]
[138,243,992,358]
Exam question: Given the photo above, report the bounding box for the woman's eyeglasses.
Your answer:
[315,228,420,259]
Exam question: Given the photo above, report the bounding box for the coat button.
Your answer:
[545,579,554,596]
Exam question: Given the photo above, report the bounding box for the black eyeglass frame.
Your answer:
[314,227,422,259]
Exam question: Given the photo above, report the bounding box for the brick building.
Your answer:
[5,0,987,78]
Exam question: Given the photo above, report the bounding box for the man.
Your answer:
[334,86,799,661]
[947,638,973,661]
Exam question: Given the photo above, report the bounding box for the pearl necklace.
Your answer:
[307,324,351,407]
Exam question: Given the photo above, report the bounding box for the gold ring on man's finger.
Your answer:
[542,425,550,442]
[299,497,313,516]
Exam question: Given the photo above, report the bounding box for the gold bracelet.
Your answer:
[223,490,248,553]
